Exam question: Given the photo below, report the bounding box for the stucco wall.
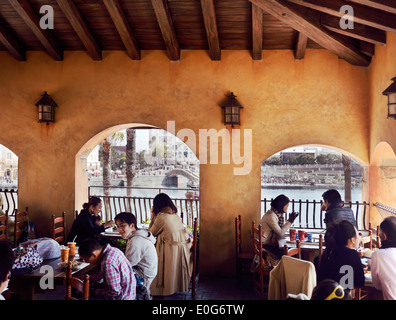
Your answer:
[0,48,370,276]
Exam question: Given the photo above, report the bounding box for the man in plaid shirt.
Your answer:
[79,239,136,300]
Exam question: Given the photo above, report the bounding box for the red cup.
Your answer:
[290,229,296,241]
[298,230,307,242]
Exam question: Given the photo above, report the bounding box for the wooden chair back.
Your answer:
[51,212,66,245]
[283,239,301,259]
[0,214,8,241]
[252,221,275,299]
[235,215,243,257]
[235,215,252,288]
[191,217,198,298]
[74,210,79,220]
[65,261,90,300]
[376,225,381,248]
[318,234,324,266]
[14,207,29,247]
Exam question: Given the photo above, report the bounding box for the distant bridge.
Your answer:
[162,169,199,187]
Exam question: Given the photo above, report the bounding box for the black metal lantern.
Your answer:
[35,91,58,124]
[221,92,243,127]
[382,77,396,119]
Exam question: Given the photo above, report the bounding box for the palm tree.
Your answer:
[125,128,136,196]
[342,154,352,203]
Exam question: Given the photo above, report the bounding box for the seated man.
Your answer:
[0,240,15,300]
[78,238,136,300]
[321,189,357,228]
[371,216,396,300]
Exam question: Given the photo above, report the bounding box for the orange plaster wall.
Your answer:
[368,33,396,226]
[0,49,369,276]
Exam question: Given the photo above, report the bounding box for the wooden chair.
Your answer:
[252,221,277,299]
[65,261,90,300]
[13,207,29,247]
[51,212,66,245]
[74,210,79,220]
[318,234,324,267]
[191,217,198,298]
[283,239,301,259]
[0,213,8,241]
[235,215,253,288]
[376,225,381,248]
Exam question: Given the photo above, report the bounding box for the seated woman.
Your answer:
[149,193,193,296]
[259,194,298,258]
[114,212,158,298]
[317,220,365,295]
[67,196,114,245]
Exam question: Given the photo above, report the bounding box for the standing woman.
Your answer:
[149,193,193,296]
[67,196,114,245]
[260,194,298,258]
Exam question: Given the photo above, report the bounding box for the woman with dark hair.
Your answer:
[149,193,193,296]
[259,194,299,258]
[67,196,114,245]
[317,220,365,294]
[115,212,157,298]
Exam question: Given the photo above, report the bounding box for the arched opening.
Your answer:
[261,144,369,230]
[0,144,18,216]
[75,123,200,228]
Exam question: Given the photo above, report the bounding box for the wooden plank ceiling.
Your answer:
[0,0,394,66]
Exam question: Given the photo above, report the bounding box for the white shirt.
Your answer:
[371,247,396,300]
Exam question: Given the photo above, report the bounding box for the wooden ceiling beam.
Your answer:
[249,0,370,66]
[252,3,264,60]
[0,23,26,61]
[103,0,141,60]
[347,0,396,15]
[287,0,396,33]
[56,0,102,61]
[200,0,221,60]
[151,0,180,61]
[8,0,63,61]
[320,14,386,45]
[294,32,307,59]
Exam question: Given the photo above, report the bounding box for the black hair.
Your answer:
[115,212,138,228]
[0,240,15,283]
[380,216,396,242]
[78,238,103,257]
[322,189,342,206]
[153,193,177,215]
[324,220,357,251]
[311,279,350,300]
[270,194,290,214]
[82,196,102,210]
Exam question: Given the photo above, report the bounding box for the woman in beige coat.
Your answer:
[149,193,193,296]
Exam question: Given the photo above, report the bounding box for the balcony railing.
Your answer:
[261,198,369,230]
[89,186,200,228]
[0,188,18,216]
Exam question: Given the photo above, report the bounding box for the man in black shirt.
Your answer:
[321,189,357,229]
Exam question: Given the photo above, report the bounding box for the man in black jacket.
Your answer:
[321,189,357,228]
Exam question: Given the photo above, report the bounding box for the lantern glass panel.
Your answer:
[232,106,239,114]
[389,104,396,116]
[225,115,232,123]
[232,115,239,123]
[389,93,396,104]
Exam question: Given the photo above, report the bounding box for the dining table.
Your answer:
[9,251,98,300]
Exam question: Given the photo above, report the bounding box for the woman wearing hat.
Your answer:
[259,194,298,258]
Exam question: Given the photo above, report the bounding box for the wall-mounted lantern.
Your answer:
[382,77,396,119]
[221,92,243,127]
[35,91,58,125]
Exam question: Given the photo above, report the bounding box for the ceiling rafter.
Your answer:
[8,0,63,61]
[249,0,370,66]
[252,3,264,60]
[102,0,141,60]
[56,0,102,61]
[287,0,396,33]
[294,32,307,59]
[320,14,386,46]
[0,22,25,61]
[200,0,221,61]
[150,0,180,61]
[347,0,396,15]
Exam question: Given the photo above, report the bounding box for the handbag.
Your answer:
[12,245,43,271]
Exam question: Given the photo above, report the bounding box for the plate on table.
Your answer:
[58,260,82,270]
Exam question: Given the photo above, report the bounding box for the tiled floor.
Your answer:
[32,273,260,300]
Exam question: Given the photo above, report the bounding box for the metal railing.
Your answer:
[89,186,200,228]
[0,188,18,216]
[261,198,369,230]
